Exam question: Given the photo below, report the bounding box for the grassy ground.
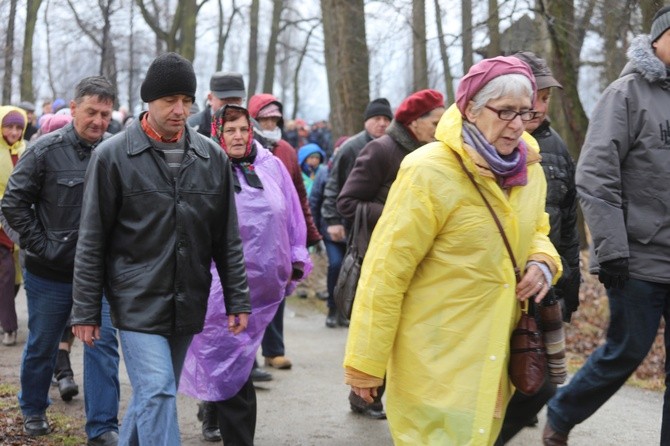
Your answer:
[0,383,86,445]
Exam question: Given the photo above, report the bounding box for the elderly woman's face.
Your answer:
[465,95,532,155]
[222,115,250,158]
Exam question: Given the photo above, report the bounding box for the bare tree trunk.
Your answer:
[540,0,590,248]
[602,0,632,87]
[487,0,501,56]
[462,0,473,73]
[44,0,57,100]
[434,0,455,104]
[135,0,208,62]
[291,23,318,119]
[641,0,665,29]
[20,0,43,103]
[320,0,369,138]
[262,0,283,94]
[66,0,119,105]
[216,0,225,70]
[2,0,18,104]
[248,0,259,100]
[412,0,428,91]
[214,0,239,71]
[128,0,136,113]
[100,0,119,107]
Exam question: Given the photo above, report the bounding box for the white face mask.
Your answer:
[260,127,282,143]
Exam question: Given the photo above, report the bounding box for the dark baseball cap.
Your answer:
[512,51,563,90]
[210,71,246,99]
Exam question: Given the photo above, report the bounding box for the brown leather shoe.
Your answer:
[264,356,292,369]
[543,421,569,446]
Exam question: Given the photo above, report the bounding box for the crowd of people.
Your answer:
[0,5,668,445]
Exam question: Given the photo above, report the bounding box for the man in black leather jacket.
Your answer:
[497,51,581,445]
[70,53,251,446]
[1,76,122,445]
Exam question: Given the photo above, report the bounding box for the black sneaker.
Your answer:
[250,366,273,382]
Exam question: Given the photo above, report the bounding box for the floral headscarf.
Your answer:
[212,104,263,191]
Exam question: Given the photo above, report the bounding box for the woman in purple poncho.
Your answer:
[180,104,311,445]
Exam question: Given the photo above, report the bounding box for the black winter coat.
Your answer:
[187,105,212,138]
[71,116,251,335]
[534,120,581,320]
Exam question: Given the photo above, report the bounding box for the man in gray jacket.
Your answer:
[543,7,670,446]
[71,53,251,446]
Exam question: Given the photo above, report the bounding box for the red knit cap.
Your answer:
[394,89,445,125]
[455,56,536,115]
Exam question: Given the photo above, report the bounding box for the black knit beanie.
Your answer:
[363,98,393,121]
[651,6,670,43]
[140,52,197,103]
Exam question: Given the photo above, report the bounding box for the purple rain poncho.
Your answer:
[179,143,311,401]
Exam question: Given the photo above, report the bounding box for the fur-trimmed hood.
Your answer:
[622,34,670,86]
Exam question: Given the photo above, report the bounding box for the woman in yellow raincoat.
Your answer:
[0,105,27,346]
[343,56,562,445]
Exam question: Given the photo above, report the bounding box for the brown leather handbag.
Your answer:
[454,151,547,395]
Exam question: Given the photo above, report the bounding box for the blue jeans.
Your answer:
[19,271,73,416]
[324,239,346,310]
[84,298,120,439]
[547,278,670,443]
[119,330,193,446]
[262,300,285,357]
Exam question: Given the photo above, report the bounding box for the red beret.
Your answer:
[394,89,445,125]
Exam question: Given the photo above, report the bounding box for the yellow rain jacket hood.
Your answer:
[0,105,27,285]
[344,104,561,445]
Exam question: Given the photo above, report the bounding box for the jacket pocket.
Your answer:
[625,195,665,245]
[57,177,85,207]
[44,229,78,264]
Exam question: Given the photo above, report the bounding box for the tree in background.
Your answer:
[20,0,43,103]
[215,0,240,72]
[433,0,455,104]
[321,0,369,138]
[2,0,18,104]
[412,0,428,91]
[135,0,208,61]
[65,0,121,107]
[262,0,283,94]
[247,0,260,101]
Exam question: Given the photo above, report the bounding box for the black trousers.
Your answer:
[495,376,556,445]
[215,376,257,446]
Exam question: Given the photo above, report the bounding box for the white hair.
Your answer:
[469,74,533,114]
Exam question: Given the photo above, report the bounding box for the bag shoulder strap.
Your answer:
[453,150,521,283]
[348,202,370,253]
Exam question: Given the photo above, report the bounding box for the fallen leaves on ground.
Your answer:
[565,252,665,390]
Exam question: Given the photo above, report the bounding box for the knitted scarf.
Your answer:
[462,121,527,188]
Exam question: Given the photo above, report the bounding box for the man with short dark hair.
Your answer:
[71,52,251,446]
[2,76,121,445]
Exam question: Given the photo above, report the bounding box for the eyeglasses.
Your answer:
[484,105,538,122]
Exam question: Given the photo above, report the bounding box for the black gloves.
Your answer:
[598,258,629,289]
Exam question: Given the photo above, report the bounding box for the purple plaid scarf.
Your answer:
[462,121,528,188]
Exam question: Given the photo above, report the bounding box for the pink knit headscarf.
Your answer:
[455,56,536,115]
